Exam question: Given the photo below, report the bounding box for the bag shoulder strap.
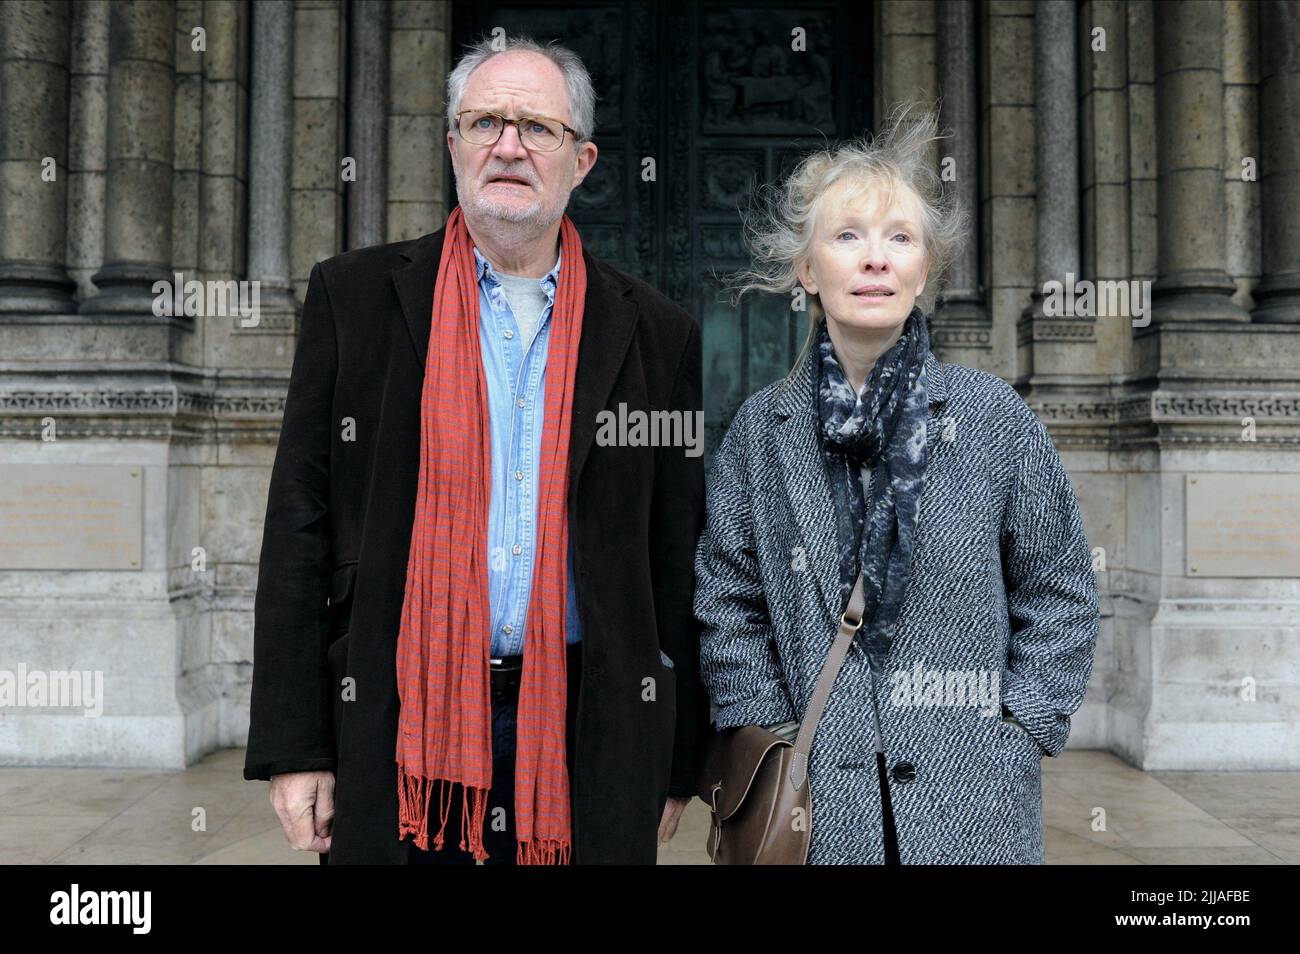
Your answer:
[788,464,871,791]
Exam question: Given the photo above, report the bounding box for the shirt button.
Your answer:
[514,469,523,481]
[503,624,513,635]
[517,398,525,408]
[504,330,514,339]
[512,544,522,555]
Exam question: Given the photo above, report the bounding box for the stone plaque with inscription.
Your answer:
[0,465,143,570]
[1185,474,1300,577]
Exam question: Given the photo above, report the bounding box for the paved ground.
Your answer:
[0,748,1295,864]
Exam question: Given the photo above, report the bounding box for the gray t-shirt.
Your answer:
[495,269,552,347]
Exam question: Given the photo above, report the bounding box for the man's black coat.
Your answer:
[243,224,708,864]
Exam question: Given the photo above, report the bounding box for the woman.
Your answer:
[693,105,1100,865]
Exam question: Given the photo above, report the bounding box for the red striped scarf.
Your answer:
[395,205,585,864]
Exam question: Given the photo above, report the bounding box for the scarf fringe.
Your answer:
[516,838,573,865]
[397,767,431,850]
[397,765,490,861]
[459,782,490,861]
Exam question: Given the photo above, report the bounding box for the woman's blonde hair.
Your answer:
[729,102,969,387]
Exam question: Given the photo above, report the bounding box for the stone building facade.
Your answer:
[0,0,1296,771]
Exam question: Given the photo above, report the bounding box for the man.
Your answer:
[243,35,706,864]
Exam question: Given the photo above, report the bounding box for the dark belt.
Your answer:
[490,641,582,700]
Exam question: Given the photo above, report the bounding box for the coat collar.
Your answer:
[392,223,640,509]
[769,344,949,631]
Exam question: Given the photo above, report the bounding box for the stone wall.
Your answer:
[0,0,452,767]
[0,0,1296,770]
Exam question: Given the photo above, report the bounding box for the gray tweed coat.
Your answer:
[694,347,1100,864]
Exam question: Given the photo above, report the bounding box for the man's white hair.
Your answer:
[446,34,596,143]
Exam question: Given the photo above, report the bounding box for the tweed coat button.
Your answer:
[891,761,916,784]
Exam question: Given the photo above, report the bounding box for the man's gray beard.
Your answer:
[456,180,567,234]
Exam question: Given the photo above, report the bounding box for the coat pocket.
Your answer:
[327,560,358,637]
[992,714,1044,851]
[995,714,1043,766]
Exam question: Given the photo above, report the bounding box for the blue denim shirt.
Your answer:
[474,246,583,658]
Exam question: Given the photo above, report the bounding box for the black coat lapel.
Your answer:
[566,247,638,507]
[393,227,444,367]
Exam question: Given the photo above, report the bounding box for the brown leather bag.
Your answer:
[698,564,870,864]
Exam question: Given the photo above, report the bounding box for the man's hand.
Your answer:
[270,770,336,852]
[657,795,693,847]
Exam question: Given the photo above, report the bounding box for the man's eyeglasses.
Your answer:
[455,109,579,152]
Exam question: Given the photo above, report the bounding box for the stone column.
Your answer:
[290,0,346,302]
[1252,0,1300,323]
[347,0,388,250]
[197,1,248,306]
[1081,0,1134,374]
[982,1,1036,381]
[247,0,296,321]
[0,0,78,314]
[80,0,176,316]
[1016,0,1095,391]
[66,1,111,304]
[1150,0,1247,322]
[386,0,451,242]
[935,0,985,334]
[877,2,939,130]
[1221,0,1258,318]
[1029,0,1080,319]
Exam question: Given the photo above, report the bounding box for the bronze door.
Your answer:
[450,0,872,460]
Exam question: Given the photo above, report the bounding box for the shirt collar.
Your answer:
[472,246,563,300]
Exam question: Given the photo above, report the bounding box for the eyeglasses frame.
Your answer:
[454,109,581,152]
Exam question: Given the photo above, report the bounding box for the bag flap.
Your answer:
[698,725,792,820]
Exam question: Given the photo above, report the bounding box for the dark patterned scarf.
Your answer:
[815,305,932,670]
